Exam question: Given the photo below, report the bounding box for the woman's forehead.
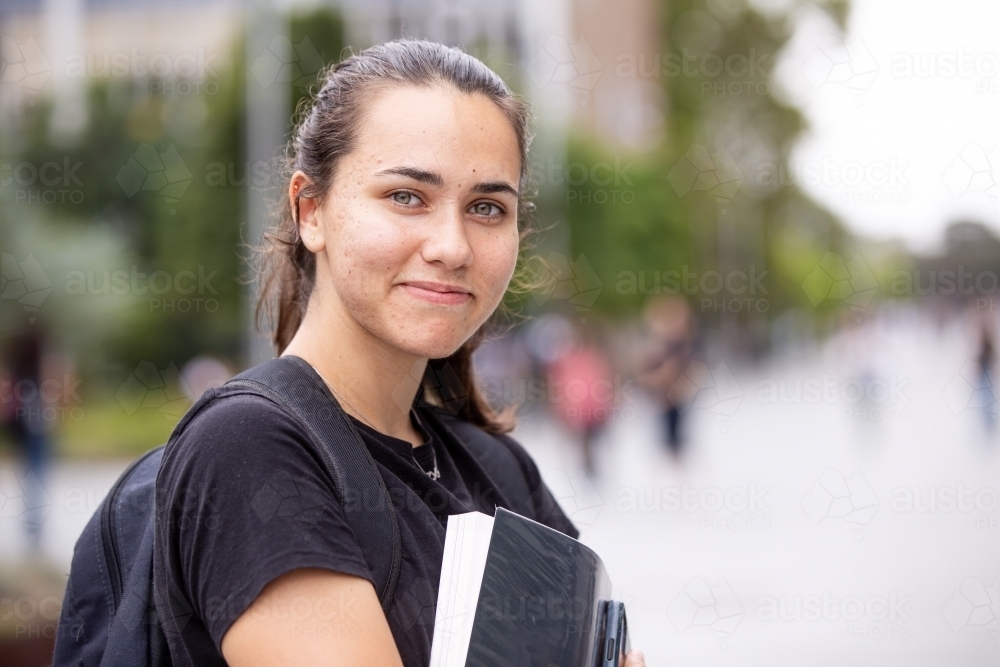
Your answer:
[349,84,521,180]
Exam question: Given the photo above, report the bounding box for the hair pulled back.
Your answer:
[255,39,534,433]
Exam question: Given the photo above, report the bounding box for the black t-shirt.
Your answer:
[152,393,579,667]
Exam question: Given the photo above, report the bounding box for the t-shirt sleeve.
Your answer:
[155,393,374,651]
[497,434,581,540]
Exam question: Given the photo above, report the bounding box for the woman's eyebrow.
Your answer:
[374,166,444,185]
[374,167,519,199]
[471,181,519,199]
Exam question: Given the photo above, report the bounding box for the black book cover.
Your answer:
[463,508,614,667]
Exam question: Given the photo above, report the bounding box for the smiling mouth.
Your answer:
[399,281,473,306]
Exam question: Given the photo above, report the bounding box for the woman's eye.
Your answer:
[391,191,418,206]
[470,201,502,217]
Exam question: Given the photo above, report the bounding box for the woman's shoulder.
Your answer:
[158,391,316,483]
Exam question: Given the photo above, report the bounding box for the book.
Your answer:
[429,507,630,667]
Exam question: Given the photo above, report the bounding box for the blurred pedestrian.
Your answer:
[977,316,996,431]
[547,329,614,478]
[637,296,696,456]
[1,328,62,549]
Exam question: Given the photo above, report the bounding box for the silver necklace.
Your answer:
[310,363,440,480]
[408,410,442,481]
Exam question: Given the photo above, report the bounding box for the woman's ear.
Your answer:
[289,171,325,252]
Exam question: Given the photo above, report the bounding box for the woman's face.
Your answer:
[298,84,522,360]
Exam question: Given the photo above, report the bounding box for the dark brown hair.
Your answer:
[255,39,535,433]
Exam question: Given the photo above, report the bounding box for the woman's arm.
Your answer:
[221,568,404,667]
[223,568,647,667]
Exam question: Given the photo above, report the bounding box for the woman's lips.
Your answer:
[399,281,473,306]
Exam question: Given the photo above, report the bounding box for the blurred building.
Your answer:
[1,0,663,146]
[570,0,663,150]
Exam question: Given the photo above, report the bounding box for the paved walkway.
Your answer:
[515,313,1000,666]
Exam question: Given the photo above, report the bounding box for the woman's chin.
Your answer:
[402,338,466,360]
[387,325,471,360]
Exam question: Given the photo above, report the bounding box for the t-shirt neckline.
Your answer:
[346,408,432,457]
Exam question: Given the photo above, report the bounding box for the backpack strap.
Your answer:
[423,409,535,521]
[216,355,402,614]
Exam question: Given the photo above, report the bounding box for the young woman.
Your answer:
[153,40,645,667]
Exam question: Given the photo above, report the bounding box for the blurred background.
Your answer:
[1,0,998,664]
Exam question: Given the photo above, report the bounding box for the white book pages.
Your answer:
[428,511,496,667]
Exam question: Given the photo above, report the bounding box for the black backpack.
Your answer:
[52,355,534,666]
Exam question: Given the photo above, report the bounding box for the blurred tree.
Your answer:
[0,7,346,393]
[290,9,346,117]
[567,0,854,346]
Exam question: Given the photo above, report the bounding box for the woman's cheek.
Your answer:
[330,240,389,310]
[479,228,519,304]
[499,227,520,284]
[345,221,408,279]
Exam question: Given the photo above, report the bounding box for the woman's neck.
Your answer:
[282,292,428,447]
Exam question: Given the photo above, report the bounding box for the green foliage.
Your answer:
[566,0,853,324]
[566,139,691,315]
[1,8,346,400]
[290,9,347,119]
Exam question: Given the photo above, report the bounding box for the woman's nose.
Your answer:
[420,205,474,269]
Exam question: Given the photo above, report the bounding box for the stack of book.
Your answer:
[429,508,630,667]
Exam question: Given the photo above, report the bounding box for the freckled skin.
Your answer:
[296,84,521,360]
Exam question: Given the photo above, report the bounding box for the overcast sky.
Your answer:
[772,0,1000,254]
